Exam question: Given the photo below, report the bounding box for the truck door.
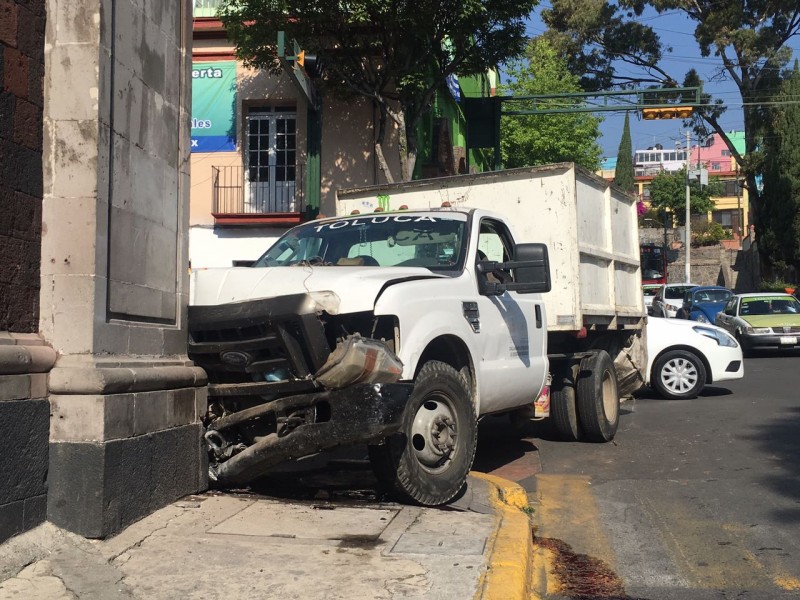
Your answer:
[474,218,548,412]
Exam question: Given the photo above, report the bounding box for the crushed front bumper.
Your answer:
[207,382,413,486]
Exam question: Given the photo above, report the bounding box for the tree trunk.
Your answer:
[374,143,394,184]
[395,109,410,181]
[405,123,418,181]
[374,102,395,184]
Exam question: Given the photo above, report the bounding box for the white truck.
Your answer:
[188,163,646,506]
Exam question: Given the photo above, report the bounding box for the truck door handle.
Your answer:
[535,304,542,329]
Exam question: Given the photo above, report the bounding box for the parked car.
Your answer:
[645,316,744,400]
[675,286,733,323]
[649,283,698,318]
[642,284,661,313]
[715,292,800,354]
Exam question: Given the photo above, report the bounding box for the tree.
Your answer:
[648,169,721,226]
[540,0,800,224]
[499,38,602,170]
[758,60,800,278]
[614,112,634,193]
[218,0,537,182]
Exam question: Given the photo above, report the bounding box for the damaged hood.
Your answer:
[191,266,446,313]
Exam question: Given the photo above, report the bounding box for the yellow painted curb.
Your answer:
[471,472,533,600]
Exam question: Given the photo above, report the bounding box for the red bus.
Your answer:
[640,243,668,285]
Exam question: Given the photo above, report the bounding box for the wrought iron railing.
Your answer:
[212,164,305,215]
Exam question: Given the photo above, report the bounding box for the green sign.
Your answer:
[191,61,237,152]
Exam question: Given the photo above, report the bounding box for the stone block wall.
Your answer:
[0,0,45,332]
[0,334,55,544]
[46,369,208,538]
[667,244,742,288]
[0,0,48,544]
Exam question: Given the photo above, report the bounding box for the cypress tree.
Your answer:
[614,113,635,193]
[759,60,800,280]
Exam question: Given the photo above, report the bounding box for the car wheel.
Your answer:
[735,330,754,358]
[368,360,477,506]
[652,349,707,400]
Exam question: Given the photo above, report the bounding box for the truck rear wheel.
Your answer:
[576,350,620,442]
[550,381,580,442]
[368,361,477,506]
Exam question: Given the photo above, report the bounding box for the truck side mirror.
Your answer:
[476,243,551,295]
[514,243,551,294]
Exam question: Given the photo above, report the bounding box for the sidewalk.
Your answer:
[0,473,533,600]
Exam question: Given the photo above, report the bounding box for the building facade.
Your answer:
[189,7,496,269]
[632,132,749,238]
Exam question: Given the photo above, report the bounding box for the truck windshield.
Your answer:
[252,212,469,271]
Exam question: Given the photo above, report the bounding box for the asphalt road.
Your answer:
[525,350,800,600]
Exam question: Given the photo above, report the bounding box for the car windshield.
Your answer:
[739,296,800,316]
[665,285,695,299]
[252,212,468,270]
[693,289,732,303]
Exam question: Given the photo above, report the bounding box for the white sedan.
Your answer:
[645,316,744,399]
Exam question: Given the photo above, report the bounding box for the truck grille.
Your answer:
[188,294,331,396]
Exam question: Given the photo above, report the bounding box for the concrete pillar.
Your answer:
[41,0,207,538]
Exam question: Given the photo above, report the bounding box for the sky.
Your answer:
[522,3,800,159]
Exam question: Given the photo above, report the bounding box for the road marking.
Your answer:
[721,524,800,591]
[534,474,617,570]
[641,493,779,590]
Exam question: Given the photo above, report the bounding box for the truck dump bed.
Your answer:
[336,163,644,332]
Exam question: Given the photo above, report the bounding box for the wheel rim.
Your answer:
[601,370,618,421]
[660,356,699,394]
[410,393,458,473]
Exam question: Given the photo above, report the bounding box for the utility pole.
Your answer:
[736,163,742,243]
[685,130,691,282]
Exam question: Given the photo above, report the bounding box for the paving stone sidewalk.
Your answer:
[0,474,531,600]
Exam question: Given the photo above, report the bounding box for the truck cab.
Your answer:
[189,208,551,505]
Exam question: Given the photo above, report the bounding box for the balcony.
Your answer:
[212,164,306,226]
[193,0,223,18]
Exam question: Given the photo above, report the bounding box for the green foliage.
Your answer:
[759,279,796,293]
[693,221,731,246]
[639,207,668,229]
[647,168,722,225]
[757,61,800,276]
[613,113,634,193]
[499,38,602,171]
[218,0,537,181]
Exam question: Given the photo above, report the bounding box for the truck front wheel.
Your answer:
[576,350,620,442]
[368,361,477,506]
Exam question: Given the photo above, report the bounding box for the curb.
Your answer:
[471,472,533,600]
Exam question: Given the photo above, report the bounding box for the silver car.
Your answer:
[649,283,698,318]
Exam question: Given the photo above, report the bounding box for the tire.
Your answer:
[368,361,477,506]
[576,350,620,442]
[550,382,580,442]
[652,349,706,400]
[736,331,754,358]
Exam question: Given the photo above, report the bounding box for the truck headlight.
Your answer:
[693,325,738,347]
[309,291,341,314]
[694,313,709,323]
